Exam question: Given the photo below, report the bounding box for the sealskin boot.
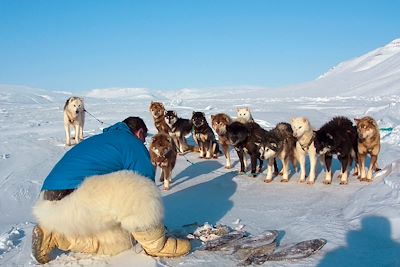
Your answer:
[132,225,191,258]
[32,225,70,264]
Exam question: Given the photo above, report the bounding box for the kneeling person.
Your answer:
[32,116,191,264]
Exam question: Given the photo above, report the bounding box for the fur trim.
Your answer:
[33,171,164,237]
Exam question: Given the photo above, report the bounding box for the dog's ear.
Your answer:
[354,118,360,123]
[270,142,277,149]
[302,118,306,123]
[245,107,249,111]
[202,112,205,117]
[327,133,333,140]
[211,114,215,120]
[173,110,177,116]
[236,107,240,112]
[193,111,196,115]
[254,142,260,147]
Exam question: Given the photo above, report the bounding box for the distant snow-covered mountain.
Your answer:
[277,39,400,97]
[0,85,72,104]
[1,39,399,101]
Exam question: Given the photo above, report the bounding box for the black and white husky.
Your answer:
[164,110,193,154]
[191,111,220,158]
[258,122,297,183]
[314,116,358,185]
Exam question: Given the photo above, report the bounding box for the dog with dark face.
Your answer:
[226,121,265,177]
[354,116,381,182]
[314,116,358,185]
[258,122,297,183]
[164,110,193,154]
[191,112,220,159]
[211,113,233,168]
[149,101,170,134]
[149,133,177,190]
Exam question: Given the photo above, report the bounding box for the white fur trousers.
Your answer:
[33,171,163,255]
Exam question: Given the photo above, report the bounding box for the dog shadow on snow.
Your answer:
[318,216,400,267]
[171,160,223,187]
[163,170,237,234]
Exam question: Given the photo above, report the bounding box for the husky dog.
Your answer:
[354,116,381,182]
[258,122,297,183]
[191,112,220,159]
[164,110,193,154]
[149,101,170,134]
[211,113,233,168]
[236,107,254,123]
[149,133,177,190]
[291,117,318,184]
[64,97,85,146]
[226,121,265,177]
[314,116,358,185]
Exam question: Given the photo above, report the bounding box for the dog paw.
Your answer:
[307,181,315,185]
[264,179,272,183]
[163,187,170,191]
[278,171,283,176]
[339,181,348,185]
[352,171,359,176]
[248,173,258,178]
[360,177,367,181]
[280,179,288,183]
[238,171,245,175]
[323,180,332,185]
[224,165,232,169]
[298,179,305,183]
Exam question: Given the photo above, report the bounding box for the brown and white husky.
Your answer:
[149,101,170,134]
[354,116,381,182]
[149,133,177,190]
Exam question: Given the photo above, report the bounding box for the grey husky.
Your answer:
[258,122,297,183]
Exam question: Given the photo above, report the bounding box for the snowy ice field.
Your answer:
[1,39,400,267]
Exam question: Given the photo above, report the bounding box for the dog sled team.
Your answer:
[149,101,381,189]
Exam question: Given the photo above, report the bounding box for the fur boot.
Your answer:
[132,224,191,257]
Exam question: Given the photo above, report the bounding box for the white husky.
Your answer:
[291,117,318,184]
[64,97,85,146]
[236,107,254,123]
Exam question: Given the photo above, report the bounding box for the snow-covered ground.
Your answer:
[1,39,400,266]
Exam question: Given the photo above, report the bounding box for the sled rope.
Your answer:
[84,109,109,126]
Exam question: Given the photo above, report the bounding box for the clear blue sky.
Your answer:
[0,0,399,92]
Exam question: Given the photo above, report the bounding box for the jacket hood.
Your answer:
[103,122,133,135]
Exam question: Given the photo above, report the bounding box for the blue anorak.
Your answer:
[41,122,155,190]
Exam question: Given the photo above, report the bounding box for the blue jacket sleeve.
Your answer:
[124,140,155,181]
